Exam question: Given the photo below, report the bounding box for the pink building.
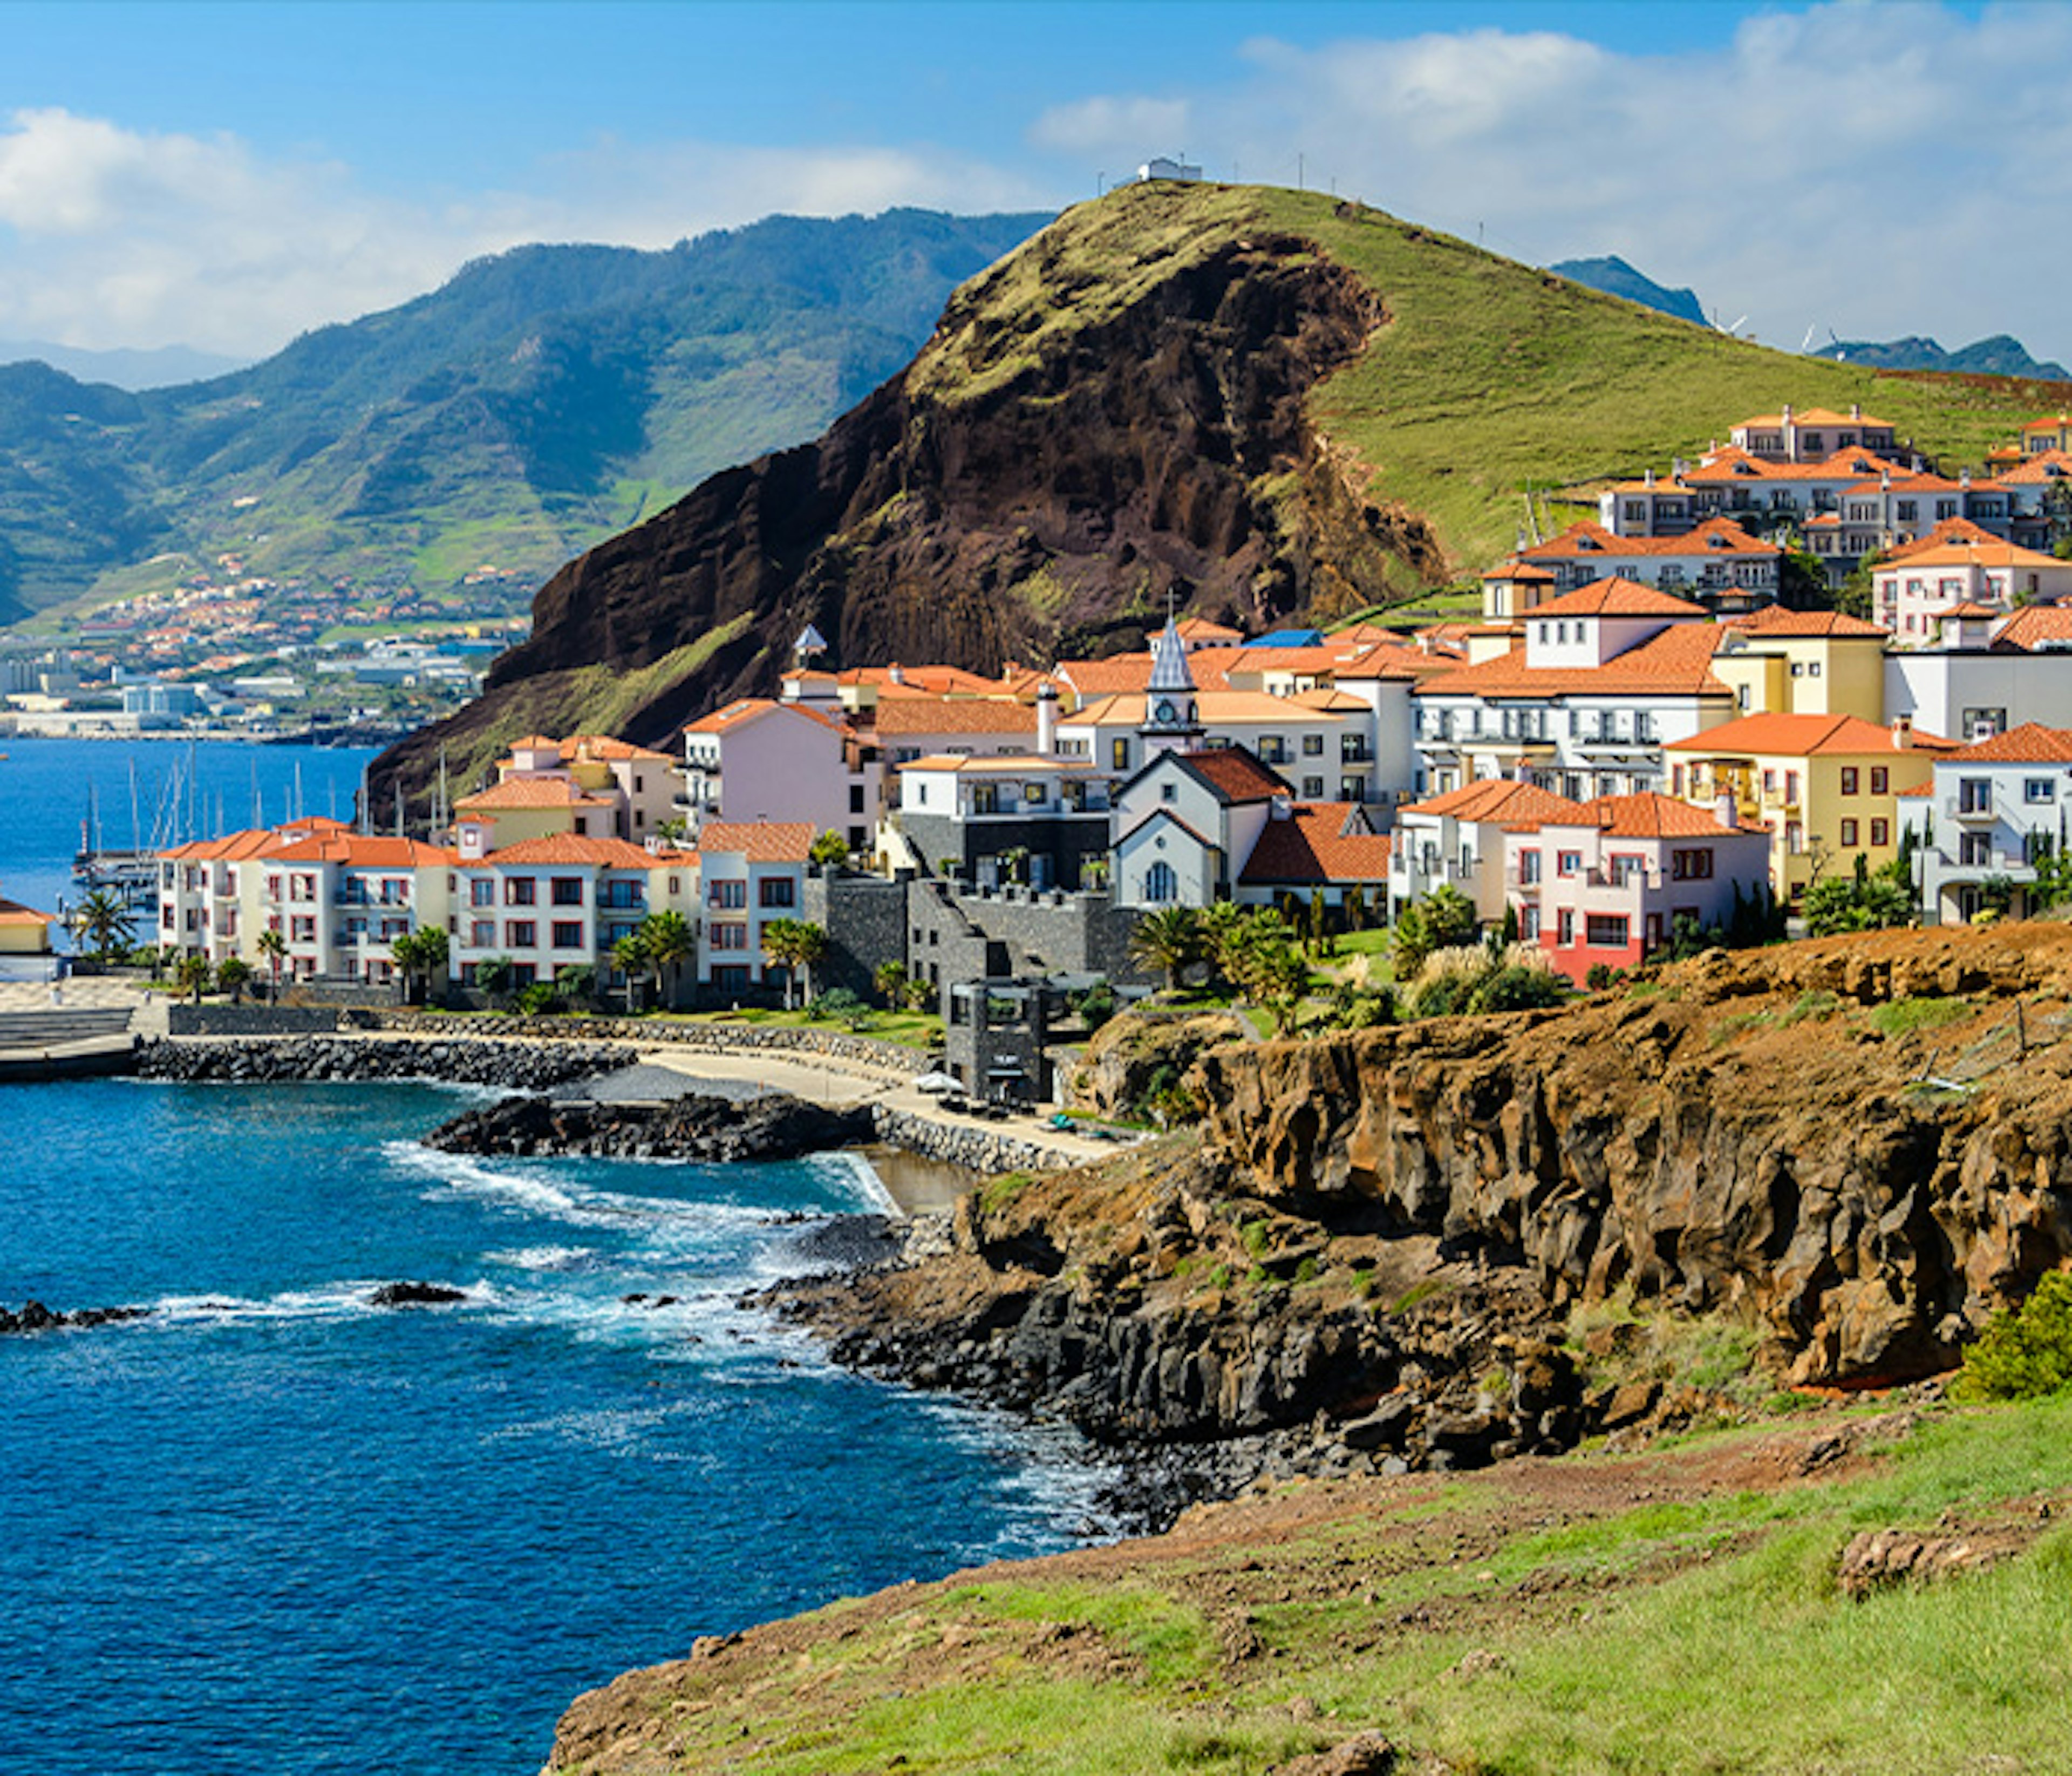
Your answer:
[1505,792,1771,984]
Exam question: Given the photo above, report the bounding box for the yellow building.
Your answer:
[1666,712,1955,899]
[0,894,55,955]
[1709,608,1889,722]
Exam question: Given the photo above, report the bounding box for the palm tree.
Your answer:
[409,926,448,1003]
[216,957,254,1004]
[874,960,910,1008]
[70,888,135,963]
[761,917,829,1009]
[173,950,212,1005]
[612,930,649,1014]
[256,928,287,1000]
[638,910,694,1008]
[1128,904,1201,992]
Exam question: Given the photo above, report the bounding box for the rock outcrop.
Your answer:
[0,1300,150,1335]
[370,186,1430,802]
[424,1091,874,1164]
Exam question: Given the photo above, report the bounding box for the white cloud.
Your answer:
[1026,3,2072,366]
[1027,94,1192,157]
[0,109,1052,357]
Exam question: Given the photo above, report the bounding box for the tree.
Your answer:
[173,950,212,1005]
[1128,905,1201,991]
[874,961,911,1008]
[474,955,515,1004]
[70,888,135,963]
[256,928,288,999]
[1392,883,1477,978]
[612,931,650,1014]
[638,911,694,1006]
[1777,547,1835,613]
[760,917,829,1008]
[809,830,850,868]
[215,957,254,1004]
[392,926,449,1004]
[1835,548,1883,621]
[1803,853,1916,936]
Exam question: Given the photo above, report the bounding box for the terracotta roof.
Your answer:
[1537,792,1762,839]
[266,834,455,866]
[160,818,351,863]
[1723,606,1887,639]
[870,698,1037,736]
[1422,618,1732,699]
[1666,712,1954,758]
[456,777,616,811]
[562,734,674,764]
[1988,605,2072,652]
[0,897,53,928]
[1992,448,2072,485]
[1524,516,1776,563]
[1400,778,1590,825]
[1941,723,2072,765]
[1239,804,1395,885]
[479,833,661,868]
[1526,576,1709,621]
[1942,601,2004,620]
[840,664,1005,696]
[683,697,841,736]
[1176,746,1288,802]
[1879,537,2066,573]
[696,820,817,863]
[2021,414,2072,432]
[1334,643,1458,683]
[1736,407,1891,430]
[1175,616,1243,643]
[508,734,561,751]
[1881,518,2002,560]
[1483,556,1559,581]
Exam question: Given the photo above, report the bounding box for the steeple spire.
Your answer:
[1139,611,1203,758]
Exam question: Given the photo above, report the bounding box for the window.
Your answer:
[506,920,536,948]
[1608,854,1644,887]
[849,785,865,814]
[1839,819,1859,847]
[711,922,749,951]
[1958,778,1993,814]
[551,921,584,950]
[551,877,583,906]
[2027,778,2057,804]
[1840,767,1859,795]
[1870,767,1889,795]
[759,877,795,908]
[505,877,536,906]
[1111,738,1131,772]
[1762,770,1777,795]
[1303,776,1325,798]
[1871,819,1890,847]
[1024,781,1047,805]
[1669,849,1713,880]
[1960,833,1992,867]
[1519,850,1542,885]
[1161,782,1178,804]
[709,879,746,909]
[470,920,494,947]
[1585,914,1630,948]
[1144,861,1178,903]
[264,874,281,901]
[1557,909,1575,945]
[714,964,750,994]
[290,875,315,902]
[1784,771,1800,805]
[1557,850,1582,877]
[471,878,494,907]
[1303,734,1324,756]
[290,916,315,942]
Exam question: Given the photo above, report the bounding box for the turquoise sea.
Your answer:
[2,742,1110,1773]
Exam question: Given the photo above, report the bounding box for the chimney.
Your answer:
[888,662,905,686]
[1851,402,1863,421]
[1644,468,1656,488]
[1891,715,1912,750]
[1782,403,1793,424]
[1715,791,1739,829]
[1036,679,1058,755]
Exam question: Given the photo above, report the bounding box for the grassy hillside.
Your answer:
[548,1397,2072,1775]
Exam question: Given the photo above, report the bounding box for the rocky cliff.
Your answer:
[776,925,2072,1507]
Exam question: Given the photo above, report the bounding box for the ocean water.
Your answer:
[2,1079,1112,1775]
[0,736,379,923]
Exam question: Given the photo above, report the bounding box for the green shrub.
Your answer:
[1466,963,1566,1015]
[516,981,562,1017]
[808,987,864,1022]
[1955,1271,2072,1401]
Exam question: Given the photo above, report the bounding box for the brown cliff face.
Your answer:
[371,190,1435,803]
[1196,926,2072,1384]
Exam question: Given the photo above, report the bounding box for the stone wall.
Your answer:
[803,871,909,1000]
[360,1009,941,1074]
[166,1004,346,1037]
[869,1106,1069,1174]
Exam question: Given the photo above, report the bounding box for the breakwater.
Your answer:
[136,1036,624,1090]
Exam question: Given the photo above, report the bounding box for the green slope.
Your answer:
[0,208,1053,631]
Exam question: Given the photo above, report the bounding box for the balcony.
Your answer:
[1948,797,1998,823]
[1339,741,1372,764]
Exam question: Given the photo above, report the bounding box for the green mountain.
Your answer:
[1549,254,1708,326]
[0,209,1053,629]
[1814,332,2070,382]
[376,181,2059,806]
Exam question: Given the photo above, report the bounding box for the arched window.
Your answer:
[1144,861,1178,904]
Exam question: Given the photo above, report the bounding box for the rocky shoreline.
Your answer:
[137,1035,625,1090]
[425,1091,877,1164]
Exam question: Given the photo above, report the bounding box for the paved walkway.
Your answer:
[0,977,153,1013]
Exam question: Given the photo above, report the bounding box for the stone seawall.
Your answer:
[868,1106,1068,1176]
[137,1037,624,1090]
[360,1011,939,1076]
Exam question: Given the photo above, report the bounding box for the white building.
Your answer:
[679,697,882,851]
[692,820,815,998]
[1871,536,2072,641]
[1899,724,2072,925]
[1110,746,1289,908]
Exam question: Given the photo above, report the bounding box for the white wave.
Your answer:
[484,1245,597,1273]
[802,1149,898,1214]
[144,1277,486,1325]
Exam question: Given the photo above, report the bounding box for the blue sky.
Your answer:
[1,2,2059,364]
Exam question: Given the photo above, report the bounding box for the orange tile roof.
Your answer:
[696,820,817,863]
[1239,804,1395,885]
[1722,606,1887,639]
[1483,556,1560,580]
[1176,747,1289,802]
[1526,792,1761,839]
[267,834,455,866]
[1526,576,1709,621]
[1942,723,2072,764]
[841,664,1006,695]
[1942,601,2003,620]
[1525,517,1776,563]
[455,777,616,811]
[1988,605,2072,651]
[1400,778,1590,825]
[1882,518,2001,560]
[1736,407,1891,430]
[481,833,660,868]
[1666,712,1954,758]
[870,698,1038,736]
[1423,618,1731,698]
[0,897,54,928]
[1883,537,2066,573]
[1840,471,1962,495]
[1290,687,1370,712]
[1992,448,2072,485]
[508,733,561,751]
[1175,616,1243,643]
[562,734,675,764]
[683,696,843,736]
